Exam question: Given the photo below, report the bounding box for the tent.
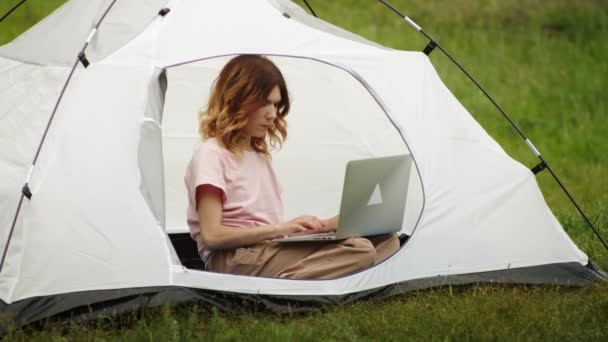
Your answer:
[0,0,605,326]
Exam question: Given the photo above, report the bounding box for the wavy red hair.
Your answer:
[199,55,290,158]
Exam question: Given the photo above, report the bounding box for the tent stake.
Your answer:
[375,0,608,252]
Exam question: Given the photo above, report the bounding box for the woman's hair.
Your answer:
[199,54,290,158]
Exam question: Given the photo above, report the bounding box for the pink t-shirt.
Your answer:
[184,138,284,261]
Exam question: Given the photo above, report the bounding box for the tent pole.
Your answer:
[0,0,27,23]
[375,0,608,252]
[302,0,318,18]
[0,0,122,276]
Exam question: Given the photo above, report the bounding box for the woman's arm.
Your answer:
[196,185,317,250]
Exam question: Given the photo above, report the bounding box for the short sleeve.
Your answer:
[186,146,227,211]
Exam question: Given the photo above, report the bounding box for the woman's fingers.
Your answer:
[289,215,327,231]
[304,216,323,230]
[291,224,308,234]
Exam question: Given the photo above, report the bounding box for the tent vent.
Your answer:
[282,12,291,19]
[531,161,547,175]
[423,40,437,55]
[78,52,90,68]
[158,8,170,16]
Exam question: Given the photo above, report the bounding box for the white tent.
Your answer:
[0,0,604,326]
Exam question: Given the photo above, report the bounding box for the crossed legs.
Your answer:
[207,233,400,279]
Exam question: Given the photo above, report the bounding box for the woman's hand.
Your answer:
[288,215,325,230]
[272,215,327,238]
[273,220,309,238]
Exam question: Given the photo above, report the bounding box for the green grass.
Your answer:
[4,283,608,341]
[1,0,607,340]
[0,0,65,42]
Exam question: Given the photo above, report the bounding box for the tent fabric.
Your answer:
[0,0,167,66]
[267,0,388,50]
[0,0,604,326]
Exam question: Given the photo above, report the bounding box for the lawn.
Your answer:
[1,0,606,340]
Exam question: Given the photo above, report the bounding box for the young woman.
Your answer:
[185,55,399,279]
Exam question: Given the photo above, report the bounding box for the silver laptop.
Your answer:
[273,154,412,242]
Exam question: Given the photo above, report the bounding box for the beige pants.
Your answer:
[207,234,400,280]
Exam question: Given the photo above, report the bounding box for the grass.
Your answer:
[4,283,608,341]
[1,0,607,340]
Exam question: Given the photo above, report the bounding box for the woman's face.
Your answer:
[243,85,281,139]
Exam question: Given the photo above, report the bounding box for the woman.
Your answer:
[185,55,399,279]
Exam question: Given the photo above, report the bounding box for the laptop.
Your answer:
[273,154,412,242]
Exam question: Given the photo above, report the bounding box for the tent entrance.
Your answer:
[149,54,424,270]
